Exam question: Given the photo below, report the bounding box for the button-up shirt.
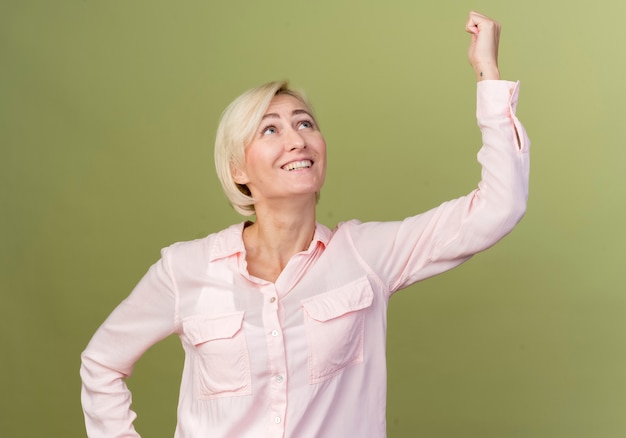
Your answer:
[81,80,530,437]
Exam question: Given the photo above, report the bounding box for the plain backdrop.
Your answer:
[2,0,625,437]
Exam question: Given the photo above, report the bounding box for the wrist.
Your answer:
[474,64,500,81]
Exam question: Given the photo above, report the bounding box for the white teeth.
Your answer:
[283,160,312,171]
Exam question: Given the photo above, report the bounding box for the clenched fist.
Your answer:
[465,11,501,81]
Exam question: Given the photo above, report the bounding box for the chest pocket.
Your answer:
[301,277,374,384]
[183,311,251,400]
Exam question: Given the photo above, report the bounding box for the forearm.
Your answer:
[80,354,141,438]
[80,254,179,437]
[462,79,529,244]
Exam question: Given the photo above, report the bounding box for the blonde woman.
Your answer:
[81,11,529,438]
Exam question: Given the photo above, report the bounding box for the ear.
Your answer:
[231,164,249,185]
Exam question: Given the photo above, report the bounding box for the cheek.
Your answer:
[311,134,327,154]
[242,146,276,178]
[320,140,328,163]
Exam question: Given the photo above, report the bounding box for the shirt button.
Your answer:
[270,297,276,303]
[274,416,281,424]
[275,375,284,383]
[271,330,279,337]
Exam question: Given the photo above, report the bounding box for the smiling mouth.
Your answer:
[282,160,313,171]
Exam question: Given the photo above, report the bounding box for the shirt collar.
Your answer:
[208,221,332,262]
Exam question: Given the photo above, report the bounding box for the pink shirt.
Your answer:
[81,80,530,438]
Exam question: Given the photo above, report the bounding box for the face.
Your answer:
[233,94,327,205]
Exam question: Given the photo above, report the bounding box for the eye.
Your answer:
[298,120,314,130]
[262,125,277,136]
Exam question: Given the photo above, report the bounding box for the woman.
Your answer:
[81,11,529,438]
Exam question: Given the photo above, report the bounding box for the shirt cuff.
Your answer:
[476,80,520,120]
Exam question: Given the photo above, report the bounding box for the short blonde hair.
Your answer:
[214,81,315,216]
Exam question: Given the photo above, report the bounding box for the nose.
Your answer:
[285,127,306,151]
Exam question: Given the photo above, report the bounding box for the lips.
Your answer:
[281,159,313,171]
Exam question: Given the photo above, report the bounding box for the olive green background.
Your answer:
[2,0,625,437]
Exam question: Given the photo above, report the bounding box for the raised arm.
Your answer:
[344,12,529,292]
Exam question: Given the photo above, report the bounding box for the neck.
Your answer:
[242,197,317,282]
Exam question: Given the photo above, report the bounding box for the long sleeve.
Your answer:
[346,80,530,293]
[80,248,180,437]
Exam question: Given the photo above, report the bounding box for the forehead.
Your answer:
[264,94,309,115]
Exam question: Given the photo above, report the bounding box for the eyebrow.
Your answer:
[261,109,315,121]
